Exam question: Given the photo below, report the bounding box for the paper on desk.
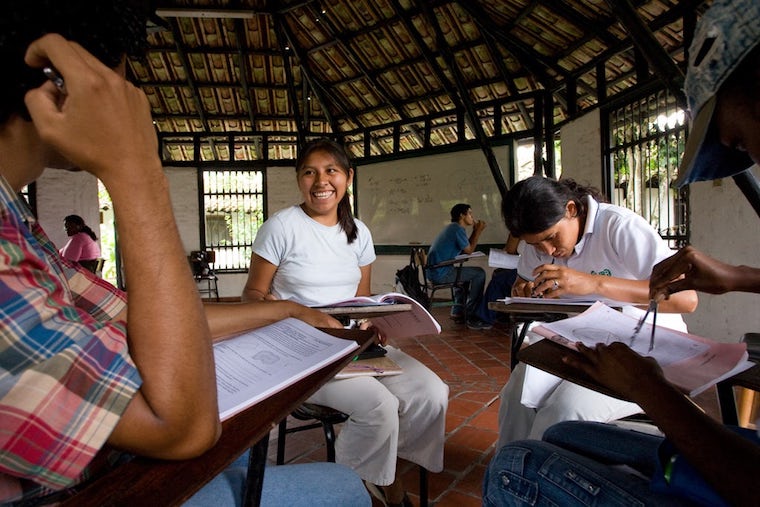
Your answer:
[213,318,359,420]
[498,296,632,309]
[488,249,519,269]
[455,251,486,261]
[532,302,753,396]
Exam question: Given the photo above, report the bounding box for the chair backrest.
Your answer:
[95,258,105,278]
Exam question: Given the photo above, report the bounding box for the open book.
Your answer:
[532,302,753,396]
[316,292,441,339]
[335,356,404,379]
[213,318,359,420]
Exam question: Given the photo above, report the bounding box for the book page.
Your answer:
[488,248,519,269]
[371,292,441,338]
[533,302,752,396]
[312,292,441,339]
[214,318,359,420]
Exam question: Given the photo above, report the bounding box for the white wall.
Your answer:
[560,111,603,188]
[37,169,100,252]
[683,173,760,341]
[559,110,760,342]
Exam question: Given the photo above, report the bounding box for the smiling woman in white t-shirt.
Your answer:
[242,138,448,507]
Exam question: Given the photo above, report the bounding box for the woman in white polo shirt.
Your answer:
[497,176,698,446]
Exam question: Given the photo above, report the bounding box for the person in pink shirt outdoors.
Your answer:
[59,214,101,272]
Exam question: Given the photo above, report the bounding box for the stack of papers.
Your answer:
[532,302,753,396]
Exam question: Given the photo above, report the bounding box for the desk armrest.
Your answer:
[61,329,374,507]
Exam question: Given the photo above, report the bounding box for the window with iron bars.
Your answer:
[604,88,690,248]
[200,169,265,272]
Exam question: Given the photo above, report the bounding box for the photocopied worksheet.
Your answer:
[213,318,359,420]
[532,302,753,396]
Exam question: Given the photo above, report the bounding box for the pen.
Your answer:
[43,66,67,95]
[531,257,556,298]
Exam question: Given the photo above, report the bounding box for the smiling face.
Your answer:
[519,201,581,258]
[296,149,354,225]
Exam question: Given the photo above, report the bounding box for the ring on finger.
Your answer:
[553,280,559,290]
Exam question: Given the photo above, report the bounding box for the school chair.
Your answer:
[276,403,429,507]
[411,247,470,323]
[189,249,219,301]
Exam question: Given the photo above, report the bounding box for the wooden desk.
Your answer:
[488,300,587,369]
[61,328,374,507]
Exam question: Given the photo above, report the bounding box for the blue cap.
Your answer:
[676,0,760,187]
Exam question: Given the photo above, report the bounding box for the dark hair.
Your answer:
[295,138,358,244]
[0,0,152,124]
[450,203,471,222]
[64,214,97,241]
[501,176,605,237]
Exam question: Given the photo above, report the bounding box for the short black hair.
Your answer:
[0,0,152,124]
[450,203,471,222]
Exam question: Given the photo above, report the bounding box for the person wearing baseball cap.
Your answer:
[677,0,760,186]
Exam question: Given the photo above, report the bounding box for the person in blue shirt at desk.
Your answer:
[427,203,489,329]
[485,0,760,504]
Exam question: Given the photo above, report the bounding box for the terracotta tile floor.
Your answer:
[266,305,721,506]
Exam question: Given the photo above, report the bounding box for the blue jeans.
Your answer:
[184,451,370,507]
[476,269,517,324]
[483,422,689,506]
[430,266,485,317]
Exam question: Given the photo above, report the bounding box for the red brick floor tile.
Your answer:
[447,397,484,418]
[435,490,482,507]
[443,445,484,474]
[447,426,498,453]
[469,404,500,432]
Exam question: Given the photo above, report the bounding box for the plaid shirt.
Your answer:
[0,175,141,503]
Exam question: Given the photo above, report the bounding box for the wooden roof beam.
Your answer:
[418,1,507,197]
[604,0,686,108]
[168,17,217,161]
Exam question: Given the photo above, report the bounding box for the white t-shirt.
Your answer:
[252,205,377,306]
[518,196,686,330]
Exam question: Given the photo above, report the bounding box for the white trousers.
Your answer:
[497,361,642,448]
[306,346,449,486]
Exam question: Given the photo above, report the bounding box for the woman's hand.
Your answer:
[531,264,594,298]
[511,277,535,297]
[289,303,344,329]
[563,342,666,401]
[357,319,386,345]
[649,246,739,300]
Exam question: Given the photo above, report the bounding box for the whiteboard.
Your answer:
[356,149,509,245]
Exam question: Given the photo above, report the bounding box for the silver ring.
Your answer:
[553,280,559,290]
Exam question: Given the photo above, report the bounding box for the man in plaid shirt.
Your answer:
[0,1,368,505]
